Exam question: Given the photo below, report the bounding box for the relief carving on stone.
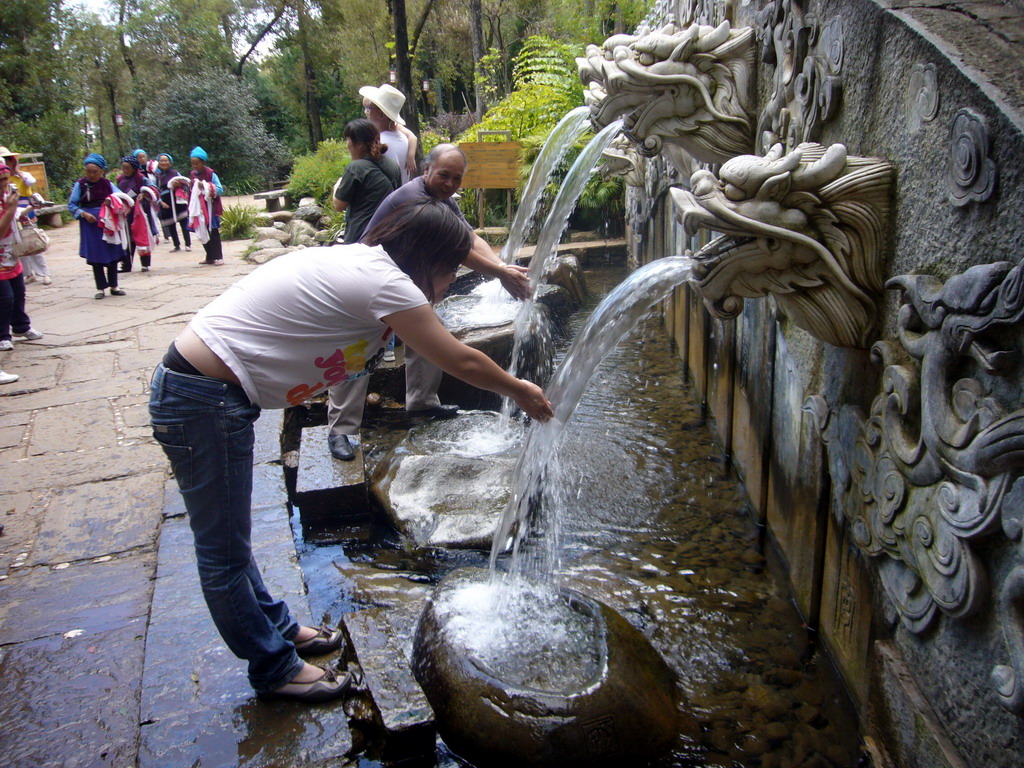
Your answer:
[670,142,893,348]
[947,107,997,206]
[577,19,756,167]
[807,257,1024,714]
[673,0,736,26]
[907,62,940,130]
[756,0,844,153]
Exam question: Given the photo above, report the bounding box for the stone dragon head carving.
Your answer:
[670,142,893,348]
[577,20,755,166]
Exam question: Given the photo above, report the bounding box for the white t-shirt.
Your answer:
[191,244,428,408]
[380,128,411,184]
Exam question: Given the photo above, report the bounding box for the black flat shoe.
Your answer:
[328,434,355,461]
[257,667,353,704]
[408,404,460,420]
[110,288,126,296]
[294,625,347,657]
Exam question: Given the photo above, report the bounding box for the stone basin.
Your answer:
[411,568,681,767]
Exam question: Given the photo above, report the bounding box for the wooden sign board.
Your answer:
[458,142,522,189]
[18,161,50,199]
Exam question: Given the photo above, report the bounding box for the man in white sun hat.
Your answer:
[358,83,419,184]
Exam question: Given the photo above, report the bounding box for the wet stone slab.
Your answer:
[253,409,284,465]
[28,401,120,455]
[295,425,370,524]
[140,505,353,767]
[0,624,146,768]
[29,471,165,566]
[0,553,153,645]
[335,561,434,756]
[2,442,167,494]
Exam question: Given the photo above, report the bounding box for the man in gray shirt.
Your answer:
[327,144,530,460]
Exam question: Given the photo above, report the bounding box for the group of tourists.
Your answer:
[0,143,229,384]
[149,81,549,705]
[69,145,226,301]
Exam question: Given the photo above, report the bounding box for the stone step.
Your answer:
[340,562,435,761]
[294,425,371,526]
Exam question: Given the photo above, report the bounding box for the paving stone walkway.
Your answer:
[0,203,349,767]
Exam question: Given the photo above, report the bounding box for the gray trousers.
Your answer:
[327,345,443,436]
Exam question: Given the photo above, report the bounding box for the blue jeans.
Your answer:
[0,274,30,342]
[149,363,304,693]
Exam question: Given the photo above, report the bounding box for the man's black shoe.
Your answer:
[409,404,459,420]
[328,434,355,461]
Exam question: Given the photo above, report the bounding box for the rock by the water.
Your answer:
[543,256,586,305]
[253,226,287,243]
[369,412,525,549]
[294,203,324,223]
[286,218,318,244]
[269,210,294,223]
[251,238,289,250]
[249,246,293,264]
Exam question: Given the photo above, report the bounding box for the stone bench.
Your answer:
[253,189,291,212]
[34,204,67,228]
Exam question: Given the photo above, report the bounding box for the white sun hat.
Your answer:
[358,84,407,126]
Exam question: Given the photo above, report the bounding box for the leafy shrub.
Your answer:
[287,139,351,205]
[219,205,262,240]
[418,129,447,160]
[6,109,83,195]
[428,112,476,142]
[135,69,292,191]
[320,208,346,243]
[572,174,625,235]
[460,37,584,144]
[454,36,596,227]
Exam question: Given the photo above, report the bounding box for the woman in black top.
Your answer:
[333,119,402,244]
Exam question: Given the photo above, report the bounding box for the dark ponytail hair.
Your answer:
[363,199,471,302]
[344,118,384,161]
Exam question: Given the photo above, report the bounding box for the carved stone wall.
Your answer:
[614,1,1024,766]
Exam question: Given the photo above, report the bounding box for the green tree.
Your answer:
[0,0,86,192]
[135,69,290,189]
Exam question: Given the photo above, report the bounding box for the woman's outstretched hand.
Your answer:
[498,264,531,301]
[513,379,553,422]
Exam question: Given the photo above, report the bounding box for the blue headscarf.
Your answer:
[120,155,140,171]
[157,152,173,164]
[84,152,107,169]
[190,146,208,161]
[132,149,147,159]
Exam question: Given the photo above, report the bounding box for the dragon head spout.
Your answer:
[577,21,756,165]
[671,142,893,348]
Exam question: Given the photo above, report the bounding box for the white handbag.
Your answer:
[12,221,49,258]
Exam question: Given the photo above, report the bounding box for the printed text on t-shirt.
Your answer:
[285,339,370,406]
